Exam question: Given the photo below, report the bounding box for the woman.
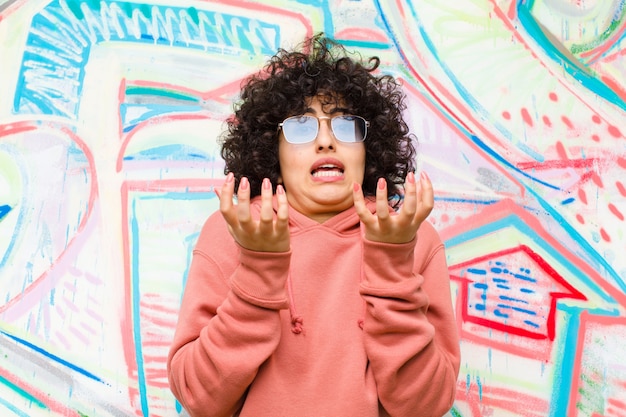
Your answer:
[167,33,460,417]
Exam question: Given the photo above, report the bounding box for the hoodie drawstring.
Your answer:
[287,273,304,335]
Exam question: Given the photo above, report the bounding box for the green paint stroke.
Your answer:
[577,370,606,415]
[571,6,626,55]
[0,374,47,409]
[125,86,199,103]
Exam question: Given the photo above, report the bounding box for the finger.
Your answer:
[275,184,289,226]
[259,178,274,232]
[236,176,252,226]
[275,184,290,246]
[419,171,434,214]
[219,173,237,223]
[352,182,372,223]
[375,178,390,221]
[400,172,417,219]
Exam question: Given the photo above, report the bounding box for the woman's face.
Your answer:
[278,96,366,223]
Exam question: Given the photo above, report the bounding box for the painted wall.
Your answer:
[0,0,624,416]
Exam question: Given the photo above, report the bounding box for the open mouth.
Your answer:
[311,164,344,178]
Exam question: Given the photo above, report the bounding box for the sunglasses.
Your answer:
[278,115,369,144]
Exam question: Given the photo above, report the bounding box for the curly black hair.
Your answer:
[219,33,416,207]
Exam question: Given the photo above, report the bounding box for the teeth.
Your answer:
[313,170,343,177]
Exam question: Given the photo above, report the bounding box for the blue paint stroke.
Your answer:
[123,144,211,162]
[0,331,103,382]
[520,0,626,112]
[0,205,11,222]
[15,1,282,118]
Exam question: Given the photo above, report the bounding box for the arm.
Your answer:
[167,212,291,417]
[360,222,460,417]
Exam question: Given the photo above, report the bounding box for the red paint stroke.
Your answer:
[591,114,602,124]
[516,157,597,170]
[440,199,626,307]
[578,187,588,205]
[616,181,626,197]
[600,228,611,242]
[487,0,618,135]
[542,115,551,127]
[120,178,223,407]
[608,123,623,139]
[555,141,567,159]
[116,113,211,172]
[334,28,389,44]
[199,0,315,38]
[576,214,585,225]
[401,79,524,196]
[599,74,626,104]
[591,172,604,188]
[127,78,244,106]
[561,115,574,130]
[0,366,81,416]
[456,378,549,417]
[520,107,533,127]
[549,92,558,102]
[618,157,626,169]
[591,134,600,142]
[579,13,626,63]
[569,313,626,417]
[0,122,98,316]
[451,244,586,342]
[502,110,511,120]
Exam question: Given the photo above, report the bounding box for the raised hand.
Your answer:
[353,172,434,244]
[217,173,290,252]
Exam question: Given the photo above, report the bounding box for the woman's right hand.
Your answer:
[217,173,290,252]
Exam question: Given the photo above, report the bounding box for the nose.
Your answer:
[314,116,336,150]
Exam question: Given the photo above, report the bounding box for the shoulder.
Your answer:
[194,209,238,256]
[416,219,444,247]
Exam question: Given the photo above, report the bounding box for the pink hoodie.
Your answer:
[167,198,460,417]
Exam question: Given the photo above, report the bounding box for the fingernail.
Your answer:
[226,172,234,183]
[407,172,415,184]
[277,184,285,195]
[240,177,249,190]
[263,178,270,190]
[378,178,386,190]
[353,182,360,192]
[421,171,429,180]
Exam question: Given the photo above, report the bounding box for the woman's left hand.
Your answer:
[353,172,434,244]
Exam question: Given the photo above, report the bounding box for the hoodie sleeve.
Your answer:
[167,211,291,417]
[359,220,460,417]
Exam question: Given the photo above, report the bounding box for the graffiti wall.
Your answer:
[0,0,624,416]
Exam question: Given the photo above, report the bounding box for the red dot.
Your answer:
[617,181,626,197]
[576,214,585,224]
[591,134,600,142]
[600,228,611,242]
[502,111,511,120]
[561,115,574,129]
[549,92,558,101]
[578,188,588,205]
[592,172,604,188]
[591,114,601,124]
[521,108,533,127]
[608,125,622,138]
[542,115,552,127]
[608,203,624,221]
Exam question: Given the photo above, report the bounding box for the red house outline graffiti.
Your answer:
[450,244,587,357]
